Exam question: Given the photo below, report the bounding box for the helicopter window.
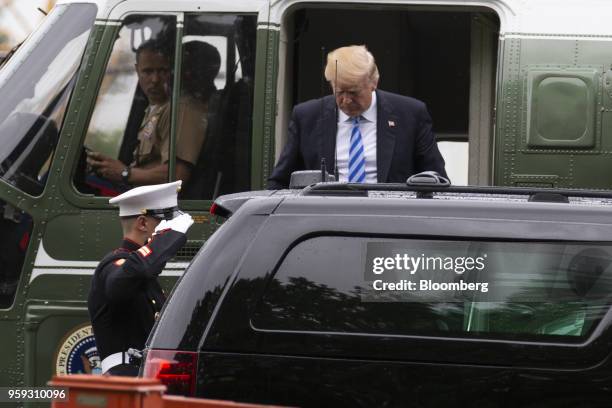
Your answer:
[76,13,257,200]
[179,14,257,200]
[0,4,96,196]
[0,202,32,309]
[76,15,177,197]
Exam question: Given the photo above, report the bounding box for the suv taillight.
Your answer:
[142,349,197,396]
[210,203,231,218]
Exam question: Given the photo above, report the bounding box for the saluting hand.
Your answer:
[155,213,194,235]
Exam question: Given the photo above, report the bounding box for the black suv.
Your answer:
[143,181,612,407]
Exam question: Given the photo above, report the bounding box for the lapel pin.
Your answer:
[388,120,396,128]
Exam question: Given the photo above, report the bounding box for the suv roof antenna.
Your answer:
[319,46,332,181]
[321,158,327,183]
[334,59,339,182]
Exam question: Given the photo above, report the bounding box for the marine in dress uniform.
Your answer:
[87,180,193,376]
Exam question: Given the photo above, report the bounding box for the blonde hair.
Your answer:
[324,45,379,87]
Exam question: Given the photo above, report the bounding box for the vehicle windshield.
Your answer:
[0,3,97,196]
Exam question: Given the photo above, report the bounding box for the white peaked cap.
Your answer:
[109,180,182,217]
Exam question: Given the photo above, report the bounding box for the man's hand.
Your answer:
[86,151,126,183]
[154,213,194,234]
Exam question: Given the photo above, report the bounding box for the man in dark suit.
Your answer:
[268,45,447,189]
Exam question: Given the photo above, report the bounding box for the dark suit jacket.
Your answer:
[267,89,447,189]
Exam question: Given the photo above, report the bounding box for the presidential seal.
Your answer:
[54,324,101,375]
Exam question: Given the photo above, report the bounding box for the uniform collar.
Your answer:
[121,238,142,252]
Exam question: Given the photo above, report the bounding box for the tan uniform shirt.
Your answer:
[131,97,207,169]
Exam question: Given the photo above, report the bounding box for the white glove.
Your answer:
[154,219,170,234]
[155,213,194,234]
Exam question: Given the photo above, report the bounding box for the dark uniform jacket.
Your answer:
[87,229,186,360]
[267,89,447,189]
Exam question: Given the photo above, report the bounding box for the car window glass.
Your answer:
[254,236,612,342]
[75,15,176,196]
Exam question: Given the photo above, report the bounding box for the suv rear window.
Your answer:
[254,236,612,342]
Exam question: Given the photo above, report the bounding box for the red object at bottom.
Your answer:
[48,375,287,408]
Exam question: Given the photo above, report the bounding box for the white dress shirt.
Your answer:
[336,91,378,183]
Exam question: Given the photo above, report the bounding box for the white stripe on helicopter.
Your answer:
[29,242,188,283]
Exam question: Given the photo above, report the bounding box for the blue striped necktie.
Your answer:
[348,116,366,183]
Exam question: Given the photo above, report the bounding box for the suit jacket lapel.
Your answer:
[376,90,398,182]
[316,96,338,172]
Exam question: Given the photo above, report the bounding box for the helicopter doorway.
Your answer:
[276,5,500,185]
